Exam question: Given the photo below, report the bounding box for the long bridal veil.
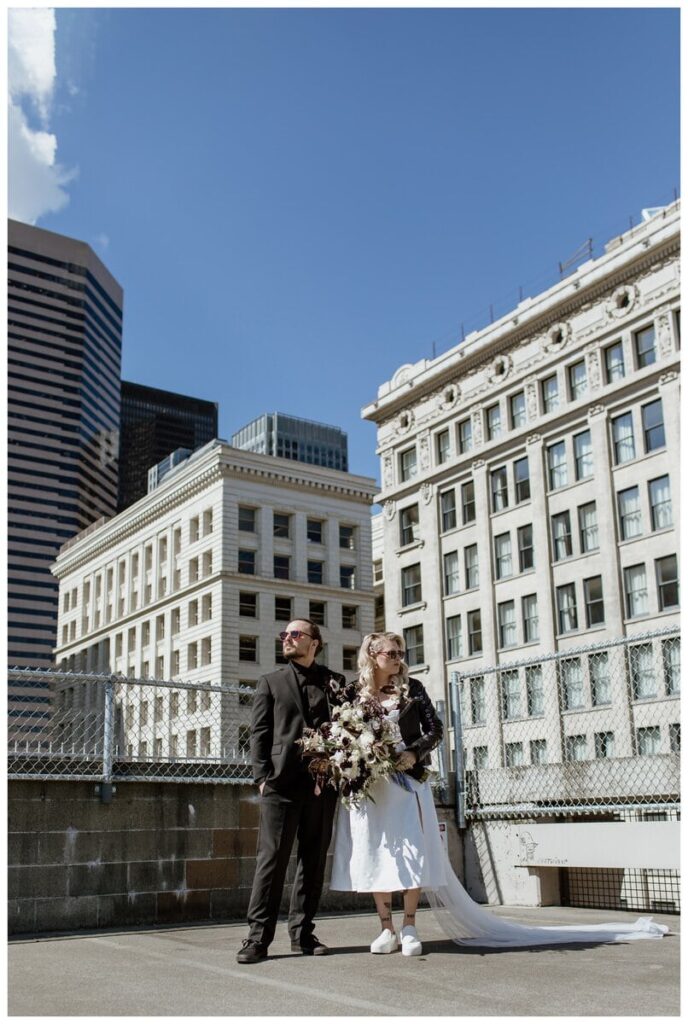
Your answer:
[426,842,669,947]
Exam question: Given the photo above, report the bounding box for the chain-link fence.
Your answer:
[8,669,255,784]
[450,628,680,821]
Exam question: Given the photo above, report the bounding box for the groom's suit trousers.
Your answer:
[247,780,337,947]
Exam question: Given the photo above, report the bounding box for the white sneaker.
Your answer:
[400,925,422,956]
[370,928,398,954]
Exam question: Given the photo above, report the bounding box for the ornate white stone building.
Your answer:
[50,441,377,758]
[362,202,680,708]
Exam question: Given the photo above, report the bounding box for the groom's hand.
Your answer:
[395,751,417,770]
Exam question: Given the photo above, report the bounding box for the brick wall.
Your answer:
[9,779,463,935]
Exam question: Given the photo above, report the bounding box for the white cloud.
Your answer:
[8,8,75,224]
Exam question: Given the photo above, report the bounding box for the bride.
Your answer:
[329,632,668,956]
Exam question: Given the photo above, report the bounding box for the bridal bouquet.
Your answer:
[298,696,402,807]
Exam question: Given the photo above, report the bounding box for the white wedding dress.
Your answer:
[330,700,668,947]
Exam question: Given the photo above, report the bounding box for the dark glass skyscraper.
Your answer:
[118,382,218,511]
[231,412,348,471]
[8,220,123,690]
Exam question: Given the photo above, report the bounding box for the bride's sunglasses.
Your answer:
[376,649,403,660]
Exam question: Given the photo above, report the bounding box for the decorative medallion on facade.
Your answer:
[420,482,433,505]
[437,382,461,412]
[395,409,415,435]
[658,371,679,386]
[541,321,572,354]
[525,434,542,446]
[488,352,513,384]
[391,364,415,389]
[587,404,606,419]
[607,284,639,320]
[383,499,396,521]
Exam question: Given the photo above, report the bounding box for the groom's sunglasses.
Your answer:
[278,630,314,642]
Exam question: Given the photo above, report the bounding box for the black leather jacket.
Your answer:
[397,677,444,781]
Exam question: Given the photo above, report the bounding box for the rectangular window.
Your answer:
[470,677,485,724]
[670,723,681,753]
[467,610,482,654]
[474,745,489,769]
[444,551,460,595]
[663,639,680,695]
[574,430,593,480]
[517,524,534,571]
[624,564,648,618]
[635,325,656,368]
[340,525,356,550]
[202,509,213,536]
[458,418,473,454]
[403,625,424,667]
[400,504,420,546]
[239,636,258,662]
[307,519,323,544]
[568,360,588,400]
[342,605,358,629]
[526,665,543,715]
[465,544,479,589]
[505,742,524,767]
[342,647,358,671]
[486,403,502,440]
[462,481,476,524]
[542,374,559,413]
[494,533,512,579]
[400,447,418,482]
[584,576,605,627]
[491,467,508,512]
[202,551,212,577]
[552,511,573,561]
[561,657,584,709]
[501,670,521,719]
[656,555,679,610]
[510,391,526,429]
[156,614,165,641]
[636,726,661,756]
[578,502,599,553]
[522,595,539,643]
[514,456,530,503]
[238,549,255,575]
[446,615,462,660]
[530,739,547,765]
[547,441,567,489]
[649,476,672,530]
[373,560,383,584]
[340,565,356,590]
[436,429,451,464]
[642,399,665,452]
[590,652,611,705]
[401,563,422,607]
[498,601,517,648]
[187,642,198,671]
[612,412,635,464]
[309,600,326,626]
[189,517,200,544]
[274,595,292,621]
[618,486,642,540]
[201,637,212,666]
[188,557,199,584]
[274,555,290,580]
[440,490,457,532]
[605,341,625,382]
[630,643,656,699]
[557,583,578,634]
[239,592,257,617]
[273,512,291,538]
[308,560,324,585]
[595,731,615,759]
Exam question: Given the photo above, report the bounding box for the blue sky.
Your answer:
[10,6,680,484]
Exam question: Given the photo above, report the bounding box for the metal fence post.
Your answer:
[450,671,466,829]
[100,675,116,802]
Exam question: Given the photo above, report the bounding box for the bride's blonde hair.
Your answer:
[357,632,410,697]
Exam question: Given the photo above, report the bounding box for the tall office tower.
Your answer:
[231,412,349,471]
[118,382,218,511]
[8,219,123,697]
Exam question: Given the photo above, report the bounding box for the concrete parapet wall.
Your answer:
[8,779,462,936]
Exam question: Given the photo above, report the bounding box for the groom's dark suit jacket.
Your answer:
[250,662,349,792]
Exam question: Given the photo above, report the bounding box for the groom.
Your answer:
[236,619,349,964]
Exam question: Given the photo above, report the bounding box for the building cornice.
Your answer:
[53,443,378,577]
[362,208,680,424]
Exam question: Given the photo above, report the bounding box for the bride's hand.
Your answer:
[395,751,417,770]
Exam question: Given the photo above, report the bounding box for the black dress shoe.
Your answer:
[236,939,268,964]
[290,935,329,956]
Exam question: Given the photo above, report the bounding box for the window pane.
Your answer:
[465,545,479,589]
[486,404,502,440]
[618,487,642,540]
[462,481,476,524]
[467,610,482,654]
[630,643,655,698]
[501,670,521,718]
[557,584,578,633]
[514,456,530,502]
[400,504,420,545]
[498,601,516,648]
[552,512,572,560]
[635,325,656,368]
[574,430,593,480]
[624,564,648,618]
[590,652,611,705]
[612,413,635,464]
[579,502,599,553]
[605,342,625,382]
[649,476,672,530]
[446,615,462,659]
[494,533,512,579]
[402,563,422,606]
[458,418,473,453]
[491,467,508,511]
[436,429,450,464]
[444,551,460,595]
[526,665,543,715]
[547,442,567,489]
[400,447,417,481]
[584,576,605,627]
[656,555,679,610]
[510,392,526,428]
[522,595,539,642]
[518,524,533,571]
[642,400,665,452]
[569,360,588,400]
[470,678,486,724]
[542,375,559,413]
[561,658,584,709]
[663,638,680,695]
